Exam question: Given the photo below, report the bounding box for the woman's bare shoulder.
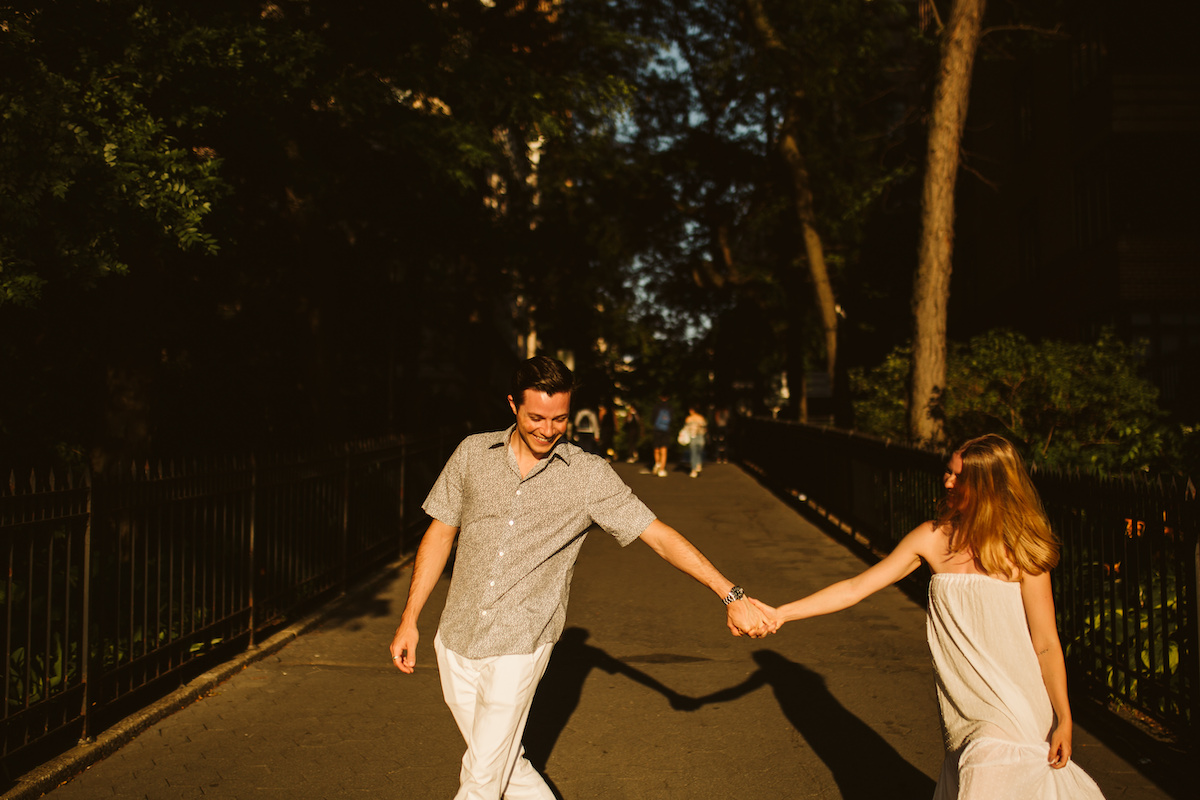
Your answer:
[906,519,944,543]
[903,520,957,568]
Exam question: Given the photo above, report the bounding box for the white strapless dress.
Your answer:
[927,573,1105,799]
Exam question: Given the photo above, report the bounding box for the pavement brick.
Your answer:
[18,462,1188,800]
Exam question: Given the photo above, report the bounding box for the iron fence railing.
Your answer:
[1,432,458,777]
[733,416,1198,743]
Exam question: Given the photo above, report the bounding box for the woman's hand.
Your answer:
[748,598,783,633]
[1047,719,1073,768]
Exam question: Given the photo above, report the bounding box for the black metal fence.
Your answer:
[734,416,1199,743]
[1,432,458,778]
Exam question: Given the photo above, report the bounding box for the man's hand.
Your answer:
[389,519,457,675]
[635,520,772,639]
[727,596,771,638]
[748,597,783,634]
[390,624,418,673]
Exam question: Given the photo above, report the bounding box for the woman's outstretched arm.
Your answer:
[752,522,936,631]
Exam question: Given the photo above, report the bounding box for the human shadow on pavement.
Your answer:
[689,650,936,800]
[524,628,697,797]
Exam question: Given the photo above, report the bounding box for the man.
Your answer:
[621,403,642,463]
[390,356,768,800]
[650,393,673,477]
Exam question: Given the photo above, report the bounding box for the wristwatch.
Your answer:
[722,586,745,606]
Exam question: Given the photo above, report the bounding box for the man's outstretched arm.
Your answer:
[638,519,770,638]
[390,519,458,672]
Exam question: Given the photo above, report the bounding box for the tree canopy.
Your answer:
[0,2,249,304]
[0,0,655,462]
[613,0,920,416]
[4,1,1187,479]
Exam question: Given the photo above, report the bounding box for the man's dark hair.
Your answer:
[511,356,574,407]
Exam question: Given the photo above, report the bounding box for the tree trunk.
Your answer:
[780,106,839,384]
[910,0,986,446]
[744,0,838,386]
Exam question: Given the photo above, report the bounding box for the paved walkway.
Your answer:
[23,463,1183,799]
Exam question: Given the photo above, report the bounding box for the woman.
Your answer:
[753,434,1104,799]
[683,406,707,478]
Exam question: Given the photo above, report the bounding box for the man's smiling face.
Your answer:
[508,390,571,460]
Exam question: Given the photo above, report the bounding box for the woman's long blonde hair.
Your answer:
[935,434,1059,576]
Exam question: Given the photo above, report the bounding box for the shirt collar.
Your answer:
[488,424,573,467]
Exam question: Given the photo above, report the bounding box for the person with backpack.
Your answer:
[573,406,599,455]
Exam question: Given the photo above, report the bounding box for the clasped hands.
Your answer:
[726,596,782,638]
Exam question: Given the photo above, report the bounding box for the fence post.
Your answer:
[887,463,896,543]
[247,454,257,648]
[340,449,350,593]
[1179,476,1199,740]
[78,468,94,744]
[399,437,407,555]
[1192,521,1199,737]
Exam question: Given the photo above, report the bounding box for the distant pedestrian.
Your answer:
[651,395,672,477]
[622,404,642,463]
[682,406,707,478]
[598,402,616,460]
[752,434,1105,799]
[573,406,599,455]
[389,356,771,800]
[712,406,730,463]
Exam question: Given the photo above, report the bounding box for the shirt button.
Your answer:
[516,490,521,496]
[499,551,505,557]
[481,610,488,616]
[508,520,514,526]
[489,581,495,587]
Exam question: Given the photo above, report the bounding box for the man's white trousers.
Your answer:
[435,632,556,800]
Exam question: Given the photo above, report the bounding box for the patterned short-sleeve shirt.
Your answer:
[425,426,656,658]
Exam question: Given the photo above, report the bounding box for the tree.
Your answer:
[620,0,914,418]
[0,1,328,463]
[742,0,838,388]
[852,329,1177,474]
[0,0,654,461]
[908,0,986,446]
[0,2,252,305]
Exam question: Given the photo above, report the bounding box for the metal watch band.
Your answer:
[722,586,745,605]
